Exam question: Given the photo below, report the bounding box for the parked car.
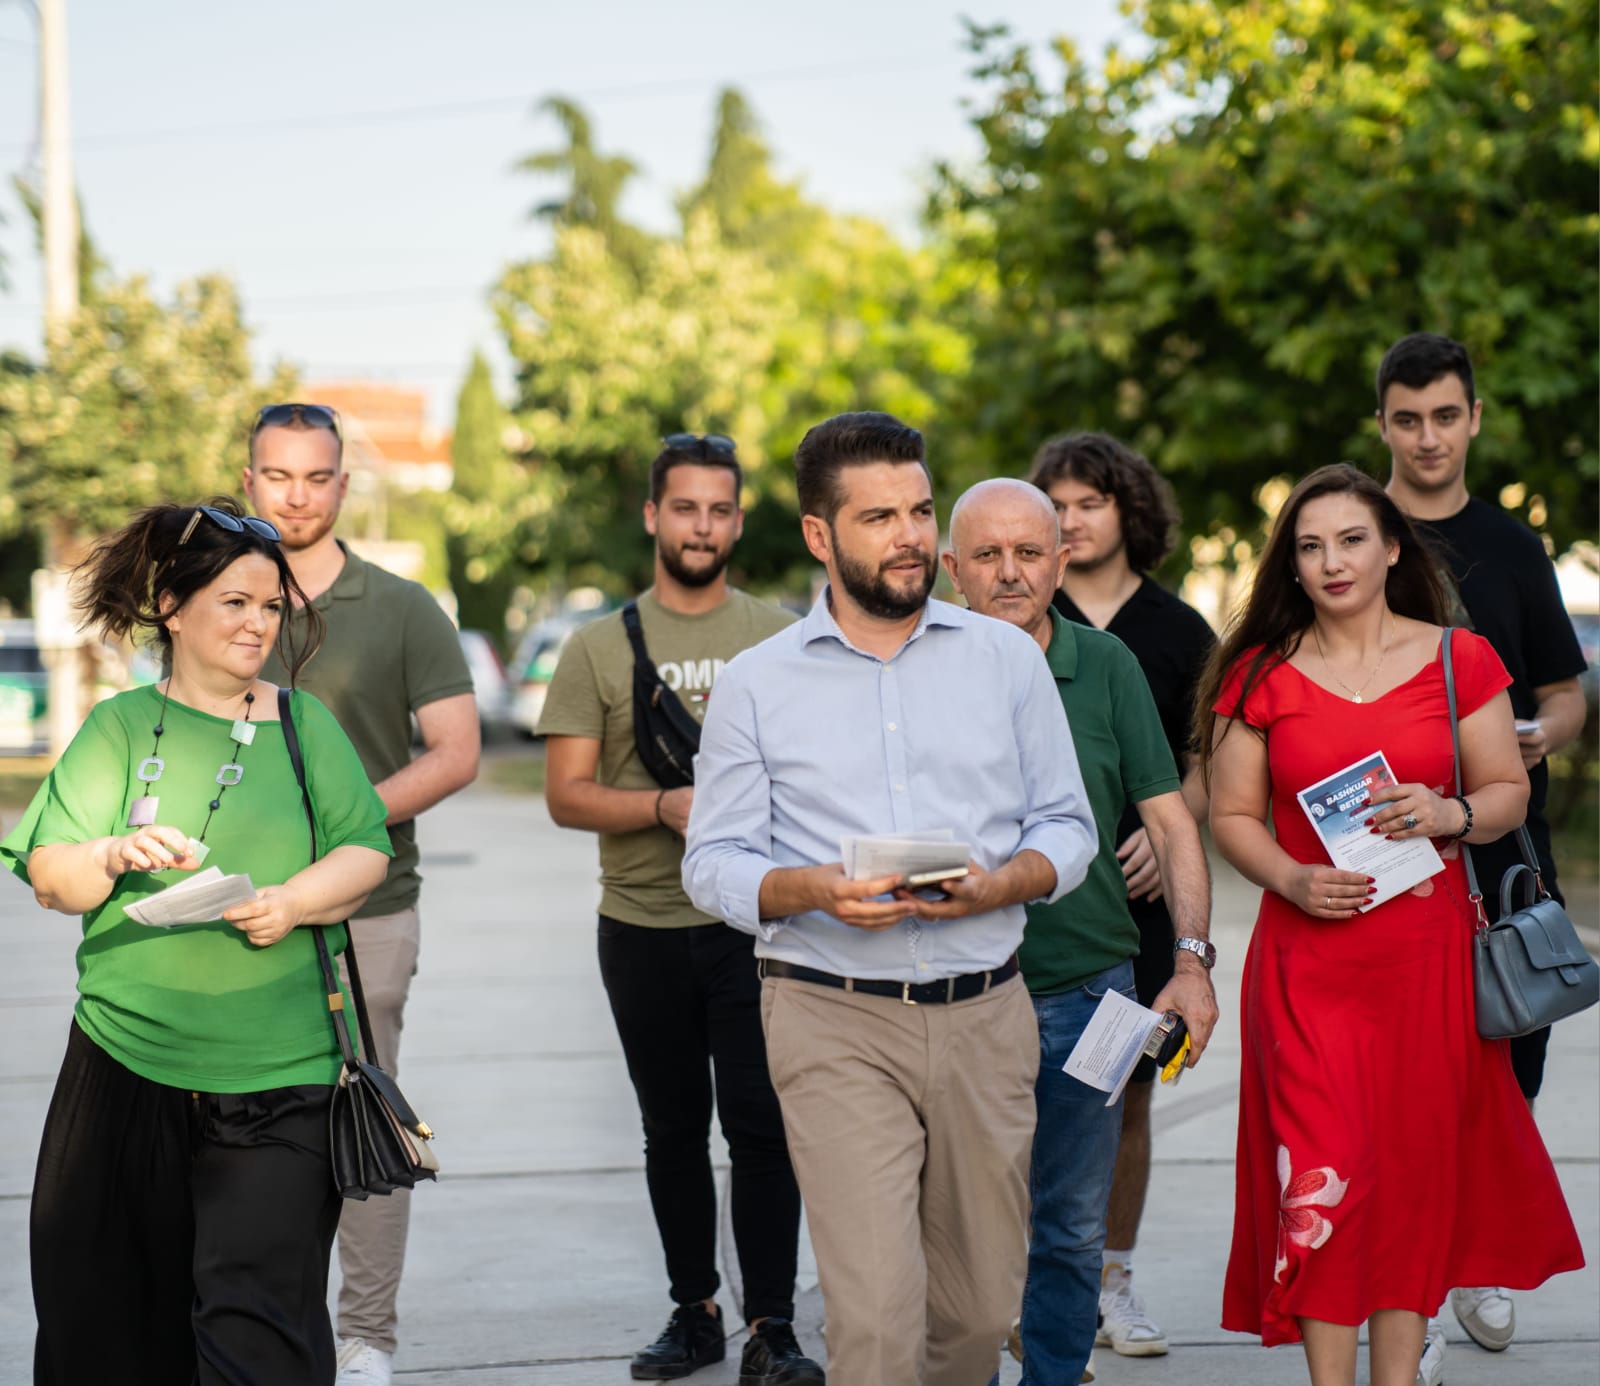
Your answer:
[458,629,517,741]
[0,621,49,756]
[509,607,612,738]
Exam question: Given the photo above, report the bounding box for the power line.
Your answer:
[0,53,954,156]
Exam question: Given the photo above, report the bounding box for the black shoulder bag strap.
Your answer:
[1441,628,1547,930]
[621,599,702,788]
[278,686,376,1069]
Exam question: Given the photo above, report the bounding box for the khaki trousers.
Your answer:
[761,974,1038,1386]
[334,907,421,1355]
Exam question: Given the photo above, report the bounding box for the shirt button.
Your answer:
[887,722,897,731]
[894,784,905,793]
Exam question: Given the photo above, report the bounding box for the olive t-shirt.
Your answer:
[1,686,392,1091]
[1020,610,1180,994]
[263,543,475,917]
[538,588,795,928]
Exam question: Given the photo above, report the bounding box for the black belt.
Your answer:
[757,955,1019,1006]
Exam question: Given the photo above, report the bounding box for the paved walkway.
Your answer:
[1,771,1595,1384]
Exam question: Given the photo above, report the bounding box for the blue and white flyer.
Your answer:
[1296,750,1444,909]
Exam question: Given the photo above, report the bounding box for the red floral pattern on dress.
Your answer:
[1274,1145,1350,1283]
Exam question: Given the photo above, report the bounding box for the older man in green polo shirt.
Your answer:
[941,478,1217,1386]
[246,403,481,1386]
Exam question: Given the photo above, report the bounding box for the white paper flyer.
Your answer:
[1295,750,1443,909]
[1062,989,1165,1107]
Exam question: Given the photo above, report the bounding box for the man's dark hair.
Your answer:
[1027,431,1181,572]
[794,412,926,522]
[648,436,743,505]
[1375,333,1476,414]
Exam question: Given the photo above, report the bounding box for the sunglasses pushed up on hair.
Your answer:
[178,506,282,547]
[251,402,343,440]
[661,432,737,458]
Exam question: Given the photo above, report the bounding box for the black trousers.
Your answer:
[32,1022,342,1386]
[597,917,801,1322]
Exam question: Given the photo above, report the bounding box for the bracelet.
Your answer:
[654,790,667,827]
[1449,794,1473,840]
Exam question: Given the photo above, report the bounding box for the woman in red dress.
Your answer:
[1196,465,1582,1386]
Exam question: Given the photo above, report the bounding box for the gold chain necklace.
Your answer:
[1311,613,1394,704]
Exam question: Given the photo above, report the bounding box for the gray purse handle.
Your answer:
[1441,626,1548,928]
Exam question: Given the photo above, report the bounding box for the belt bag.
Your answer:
[1442,630,1599,1040]
[623,600,701,788]
[279,688,440,1198]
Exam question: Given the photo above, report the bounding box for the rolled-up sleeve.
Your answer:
[682,666,781,937]
[1012,648,1097,905]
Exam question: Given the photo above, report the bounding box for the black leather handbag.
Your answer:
[279,688,440,1198]
[1442,630,1599,1040]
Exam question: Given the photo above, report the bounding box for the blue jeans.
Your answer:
[1018,960,1135,1385]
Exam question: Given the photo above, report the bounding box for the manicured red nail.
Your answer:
[1365,877,1376,884]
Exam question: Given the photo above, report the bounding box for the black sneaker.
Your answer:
[738,1317,825,1384]
[630,1303,726,1380]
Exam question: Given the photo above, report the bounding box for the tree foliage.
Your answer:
[943,0,1599,559]
[444,350,518,642]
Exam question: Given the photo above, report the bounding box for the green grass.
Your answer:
[484,750,546,796]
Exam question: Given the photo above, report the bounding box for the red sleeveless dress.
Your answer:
[1216,632,1584,1346]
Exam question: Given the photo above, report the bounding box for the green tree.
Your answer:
[946,1,1599,559]
[444,351,517,643]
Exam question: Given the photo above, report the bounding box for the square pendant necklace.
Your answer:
[128,684,256,864]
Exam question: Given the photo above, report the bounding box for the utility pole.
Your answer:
[36,0,85,758]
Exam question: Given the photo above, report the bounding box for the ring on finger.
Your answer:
[1402,812,1419,830]
[1325,895,1332,909]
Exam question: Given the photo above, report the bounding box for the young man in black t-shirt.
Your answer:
[1378,332,1588,1378]
[1029,433,1216,1363]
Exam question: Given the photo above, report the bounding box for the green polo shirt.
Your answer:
[1020,608,1181,995]
[263,543,475,918]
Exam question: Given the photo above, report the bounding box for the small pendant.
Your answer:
[216,763,245,787]
[1352,694,1362,704]
[127,795,158,827]
[231,719,257,747]
[187,839,210,865]
[136,756,165,783]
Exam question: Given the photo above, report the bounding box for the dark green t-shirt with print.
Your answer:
[1020,609,1181,995]
[1,686,392,1092]
[538,588,795,928]
[263,543,475,918]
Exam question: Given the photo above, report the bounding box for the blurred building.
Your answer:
[304,381,454,494]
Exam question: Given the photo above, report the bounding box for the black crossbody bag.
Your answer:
[622,600,701,787]
[278,688,440,1198]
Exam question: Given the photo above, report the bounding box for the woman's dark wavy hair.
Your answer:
[1027,432,1181,572]
[1192,464,1451,786]
[73,496,323,684]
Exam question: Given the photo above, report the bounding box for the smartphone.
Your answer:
[904,866,970,888]
[1142,1011,1188,1068]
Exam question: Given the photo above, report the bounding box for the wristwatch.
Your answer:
[1173,937,1216,970]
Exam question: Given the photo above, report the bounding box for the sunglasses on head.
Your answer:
[251,402,343,440]
[178,505,282,547]
[662,432,737,458]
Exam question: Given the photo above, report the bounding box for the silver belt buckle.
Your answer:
[901,982,917,1006]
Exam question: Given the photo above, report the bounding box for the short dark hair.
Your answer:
[648,437,743,505]
[794,412,926,522]
[248,402,344,467]
[73,496,324,683]
[1375,333,1476,414]
[1027,432,1181,572]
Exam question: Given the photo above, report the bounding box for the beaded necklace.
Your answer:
[128,683,257,865]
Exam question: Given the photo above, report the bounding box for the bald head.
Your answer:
[948,478,1060,555]
[942,478,1067,652]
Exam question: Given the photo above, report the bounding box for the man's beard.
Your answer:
[659,538,733,589]
[270,510,338,553]
[835,539,936,620]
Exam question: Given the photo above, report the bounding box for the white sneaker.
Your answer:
[335,1337,394,1386]
[1415,1320,1445,1386]
[1450,1285,1516,1351]
[1096,1269,1169,1356]
[1081,1349,1098,1382]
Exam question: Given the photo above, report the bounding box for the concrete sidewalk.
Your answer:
[1,774,1595,1384]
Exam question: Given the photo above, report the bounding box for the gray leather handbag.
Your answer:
[1443,629,1599,1039]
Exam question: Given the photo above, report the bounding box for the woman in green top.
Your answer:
[2,498,393,1386]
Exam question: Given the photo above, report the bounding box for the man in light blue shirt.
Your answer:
[683,412,1096,1386]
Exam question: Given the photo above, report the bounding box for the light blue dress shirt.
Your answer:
[682,590,1097,982]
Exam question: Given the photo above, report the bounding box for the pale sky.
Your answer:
[0,1,1129,425]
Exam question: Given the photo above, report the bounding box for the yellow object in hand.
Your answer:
[1160,1035,1191,1084]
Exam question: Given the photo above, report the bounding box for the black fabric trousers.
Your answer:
[31,1022,342,1386]
[596,916,801,1322]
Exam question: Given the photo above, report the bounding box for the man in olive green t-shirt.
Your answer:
[941,478,1216,1385]
[541,435,822,1385]
[246,403,479,1386]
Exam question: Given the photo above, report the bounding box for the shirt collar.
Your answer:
[1045,607,1080,680]
[320,540,367,604]
[800,584,962,659]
